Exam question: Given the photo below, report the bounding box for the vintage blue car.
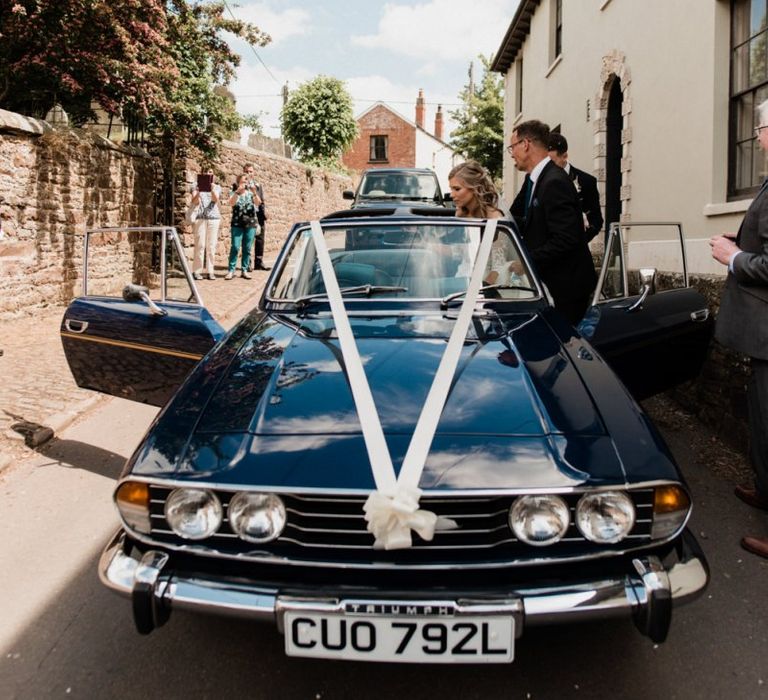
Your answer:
[60,212,712,663]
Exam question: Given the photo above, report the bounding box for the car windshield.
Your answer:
[359,173,440,201]
[268,222,538,303]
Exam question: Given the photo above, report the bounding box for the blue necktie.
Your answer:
[522,177,533,218]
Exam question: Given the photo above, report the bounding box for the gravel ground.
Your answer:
[643,393,752,485]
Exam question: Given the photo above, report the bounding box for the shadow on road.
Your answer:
[37,438,127,479]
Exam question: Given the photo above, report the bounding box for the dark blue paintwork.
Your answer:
[126,306,681,490]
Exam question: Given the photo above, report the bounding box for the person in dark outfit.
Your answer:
[547,133,603,242]
[710,99,768,560]
[507,120,597,325]
[243,163,270,270]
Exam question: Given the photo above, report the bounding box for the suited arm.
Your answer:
[581,177,603,241]
[733,199,768,285]
[509,178,527,231]
[528,178,585,266]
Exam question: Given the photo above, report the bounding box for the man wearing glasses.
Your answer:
[710,101,768,560]
[506,120,596,326]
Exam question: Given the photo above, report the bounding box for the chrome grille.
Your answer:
[146,486,656,566]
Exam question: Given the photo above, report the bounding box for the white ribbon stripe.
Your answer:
[309,219,498,551]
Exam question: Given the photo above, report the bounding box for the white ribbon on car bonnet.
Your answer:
[309,218,497,550]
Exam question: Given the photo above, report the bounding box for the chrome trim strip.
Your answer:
[116,475,664,499]
[59,332,204,361]
[98,530,708,632]
[119,529,663,570]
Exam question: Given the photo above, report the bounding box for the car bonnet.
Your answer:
[129,312,632,489]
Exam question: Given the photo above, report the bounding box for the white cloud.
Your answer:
[351,0,515,63]
[229,2,311,45]
[231,62,314,136]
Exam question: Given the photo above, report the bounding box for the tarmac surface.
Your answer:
[0,264,272,472]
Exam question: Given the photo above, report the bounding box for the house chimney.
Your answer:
[415,89,425,128]
[434,104,443,141]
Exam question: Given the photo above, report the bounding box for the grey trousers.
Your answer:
[749,358,768,495]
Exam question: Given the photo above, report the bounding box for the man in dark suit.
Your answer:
[243,163,270,270]
[547,133,603,241]
[710,105,768,560]
[508,120,597,325]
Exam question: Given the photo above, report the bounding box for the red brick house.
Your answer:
[342,90,460,190]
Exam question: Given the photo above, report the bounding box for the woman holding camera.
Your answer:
[190,168,222,280]
[226,174,262,280]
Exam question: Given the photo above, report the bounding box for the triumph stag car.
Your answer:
[60,212,712,664]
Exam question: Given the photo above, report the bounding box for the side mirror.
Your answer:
[443,192,453,203]
[342,190,355,200]
[122,284,168,316]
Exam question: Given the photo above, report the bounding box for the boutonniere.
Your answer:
[573,178,582,194]
[532,198,539,208]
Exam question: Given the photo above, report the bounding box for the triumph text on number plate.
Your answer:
[280,599,518,663]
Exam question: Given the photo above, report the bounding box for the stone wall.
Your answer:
[668,273,751,454]
[0,109,156,318]
[0,109,353,318]
[182,140,353,263]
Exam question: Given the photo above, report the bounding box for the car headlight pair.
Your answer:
[509,492,635,546]
[114,483,286,543]
[163,489,287,542]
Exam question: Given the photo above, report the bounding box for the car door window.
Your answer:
[83,227,201,305]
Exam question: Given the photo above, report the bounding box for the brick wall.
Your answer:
[342,105,416,174]
[0,110,353,318]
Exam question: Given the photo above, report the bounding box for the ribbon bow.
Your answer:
[363,487,458,550]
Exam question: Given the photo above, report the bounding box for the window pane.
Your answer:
[736,140,754,190]
[737,91,755,140]
[750,33,768,85]
[751,0,767,36]
[753,138,767,182]
[734,0,750,45]
[733,43,749,92]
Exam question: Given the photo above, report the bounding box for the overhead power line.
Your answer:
[221,0,280,84]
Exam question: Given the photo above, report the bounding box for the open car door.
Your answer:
[584,222,713,400]
[60,226,224,407]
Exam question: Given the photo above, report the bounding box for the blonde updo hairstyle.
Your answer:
[448,160,499,217]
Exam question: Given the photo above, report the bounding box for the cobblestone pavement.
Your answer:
[0,265,271,471]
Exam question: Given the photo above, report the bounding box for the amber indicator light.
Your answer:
[116,481,150,507]
[654,485,690,513]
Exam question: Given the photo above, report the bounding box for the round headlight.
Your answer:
[576,491,635,544]
[164,488,223,540]
[509,495,570,546]
[228,492,287,543]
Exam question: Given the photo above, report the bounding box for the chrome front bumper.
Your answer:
[99,530,708,644]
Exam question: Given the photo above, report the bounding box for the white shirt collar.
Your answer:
[530,156,551,186]
[563,162,572,175]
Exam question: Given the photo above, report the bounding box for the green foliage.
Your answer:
[449,55,505,181]
[280,75,358,166]
[0,0,270,159]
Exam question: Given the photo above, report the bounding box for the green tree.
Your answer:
[450,55,504,180]
[0,0,270,159]
[160,0,270,158]
[280,75,358,167]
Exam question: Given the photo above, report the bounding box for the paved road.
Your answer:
[0,392,766,699]
[0,268,269,470]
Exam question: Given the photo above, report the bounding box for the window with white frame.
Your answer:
[369,135,388,162]
[730,0,768,197]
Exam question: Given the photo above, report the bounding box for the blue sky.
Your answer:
[226,0,519,140]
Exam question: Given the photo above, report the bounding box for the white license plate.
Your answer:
[284,611,514,663]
